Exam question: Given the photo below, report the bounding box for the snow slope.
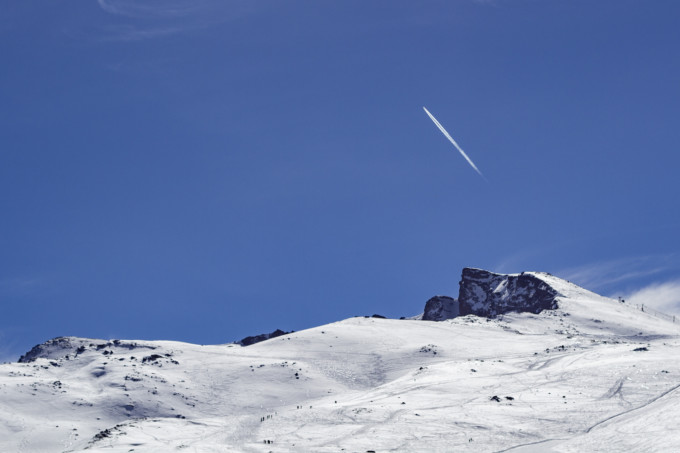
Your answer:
[1,272,679,452]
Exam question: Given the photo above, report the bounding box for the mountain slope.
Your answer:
[1,271,679,452]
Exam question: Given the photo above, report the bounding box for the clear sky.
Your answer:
[2,0,680,361]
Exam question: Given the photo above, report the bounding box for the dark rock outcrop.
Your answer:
[420,268,562,321]
[238,329,290,346]
[19,337,156,363]
[458,268,559,317]
[422,296,459,321]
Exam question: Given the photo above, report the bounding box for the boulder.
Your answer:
[422,296,459,321]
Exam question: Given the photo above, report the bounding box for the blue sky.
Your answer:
[2,0,680,360]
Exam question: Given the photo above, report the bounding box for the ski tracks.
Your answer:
[585,381,680,433]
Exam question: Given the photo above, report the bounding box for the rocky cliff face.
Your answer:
[458,268,560,317]
[422,296,459,321]
[421,268,562,321]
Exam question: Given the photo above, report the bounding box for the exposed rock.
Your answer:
[19,337,75,363]
[142,354,166,363]
[422,296,459,321]
[420,268,562,321]
[238,329,290,346]
[19,337,155,363]
[458,268,559,317]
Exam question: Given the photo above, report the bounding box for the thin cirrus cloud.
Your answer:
[97,0,212,18]
[0,333,18,364]
[620,280,680,316]
[99,25,185,42]
[96,0,255,40]
[559,255,680,316]
[558,255,676,291]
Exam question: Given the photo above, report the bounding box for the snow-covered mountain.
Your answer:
[2,269,679,452]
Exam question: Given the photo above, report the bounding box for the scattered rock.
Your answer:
[142,354,165,363]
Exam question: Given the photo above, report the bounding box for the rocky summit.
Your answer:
[2,267,680,452]
[423,268,561,320]
[458,268,560,317]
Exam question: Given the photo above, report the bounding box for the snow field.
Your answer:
[1,276,679,452]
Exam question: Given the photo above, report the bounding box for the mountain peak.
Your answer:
[423,268,569,321]
[459,267,560,317]
[4,267,679,452]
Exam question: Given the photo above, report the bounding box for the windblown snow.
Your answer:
[1,271,679,452]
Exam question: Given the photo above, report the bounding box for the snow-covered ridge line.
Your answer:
[2,267,680,452]
[422,268,680,326]
[18,268,678,362]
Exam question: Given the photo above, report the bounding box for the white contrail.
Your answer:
[423,106,484,178]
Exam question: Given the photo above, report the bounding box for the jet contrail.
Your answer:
[423,106,484,179]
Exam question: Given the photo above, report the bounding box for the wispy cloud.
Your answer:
[618,280,680,316]
[558,255,676,291]
[95,0,256,40]
[97,0,214,18]
[0,351,18,364]
[0,331,20,364]
[492,243,566,274]
[100,25,184,42]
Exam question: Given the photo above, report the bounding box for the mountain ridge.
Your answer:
[2,268,679,452]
